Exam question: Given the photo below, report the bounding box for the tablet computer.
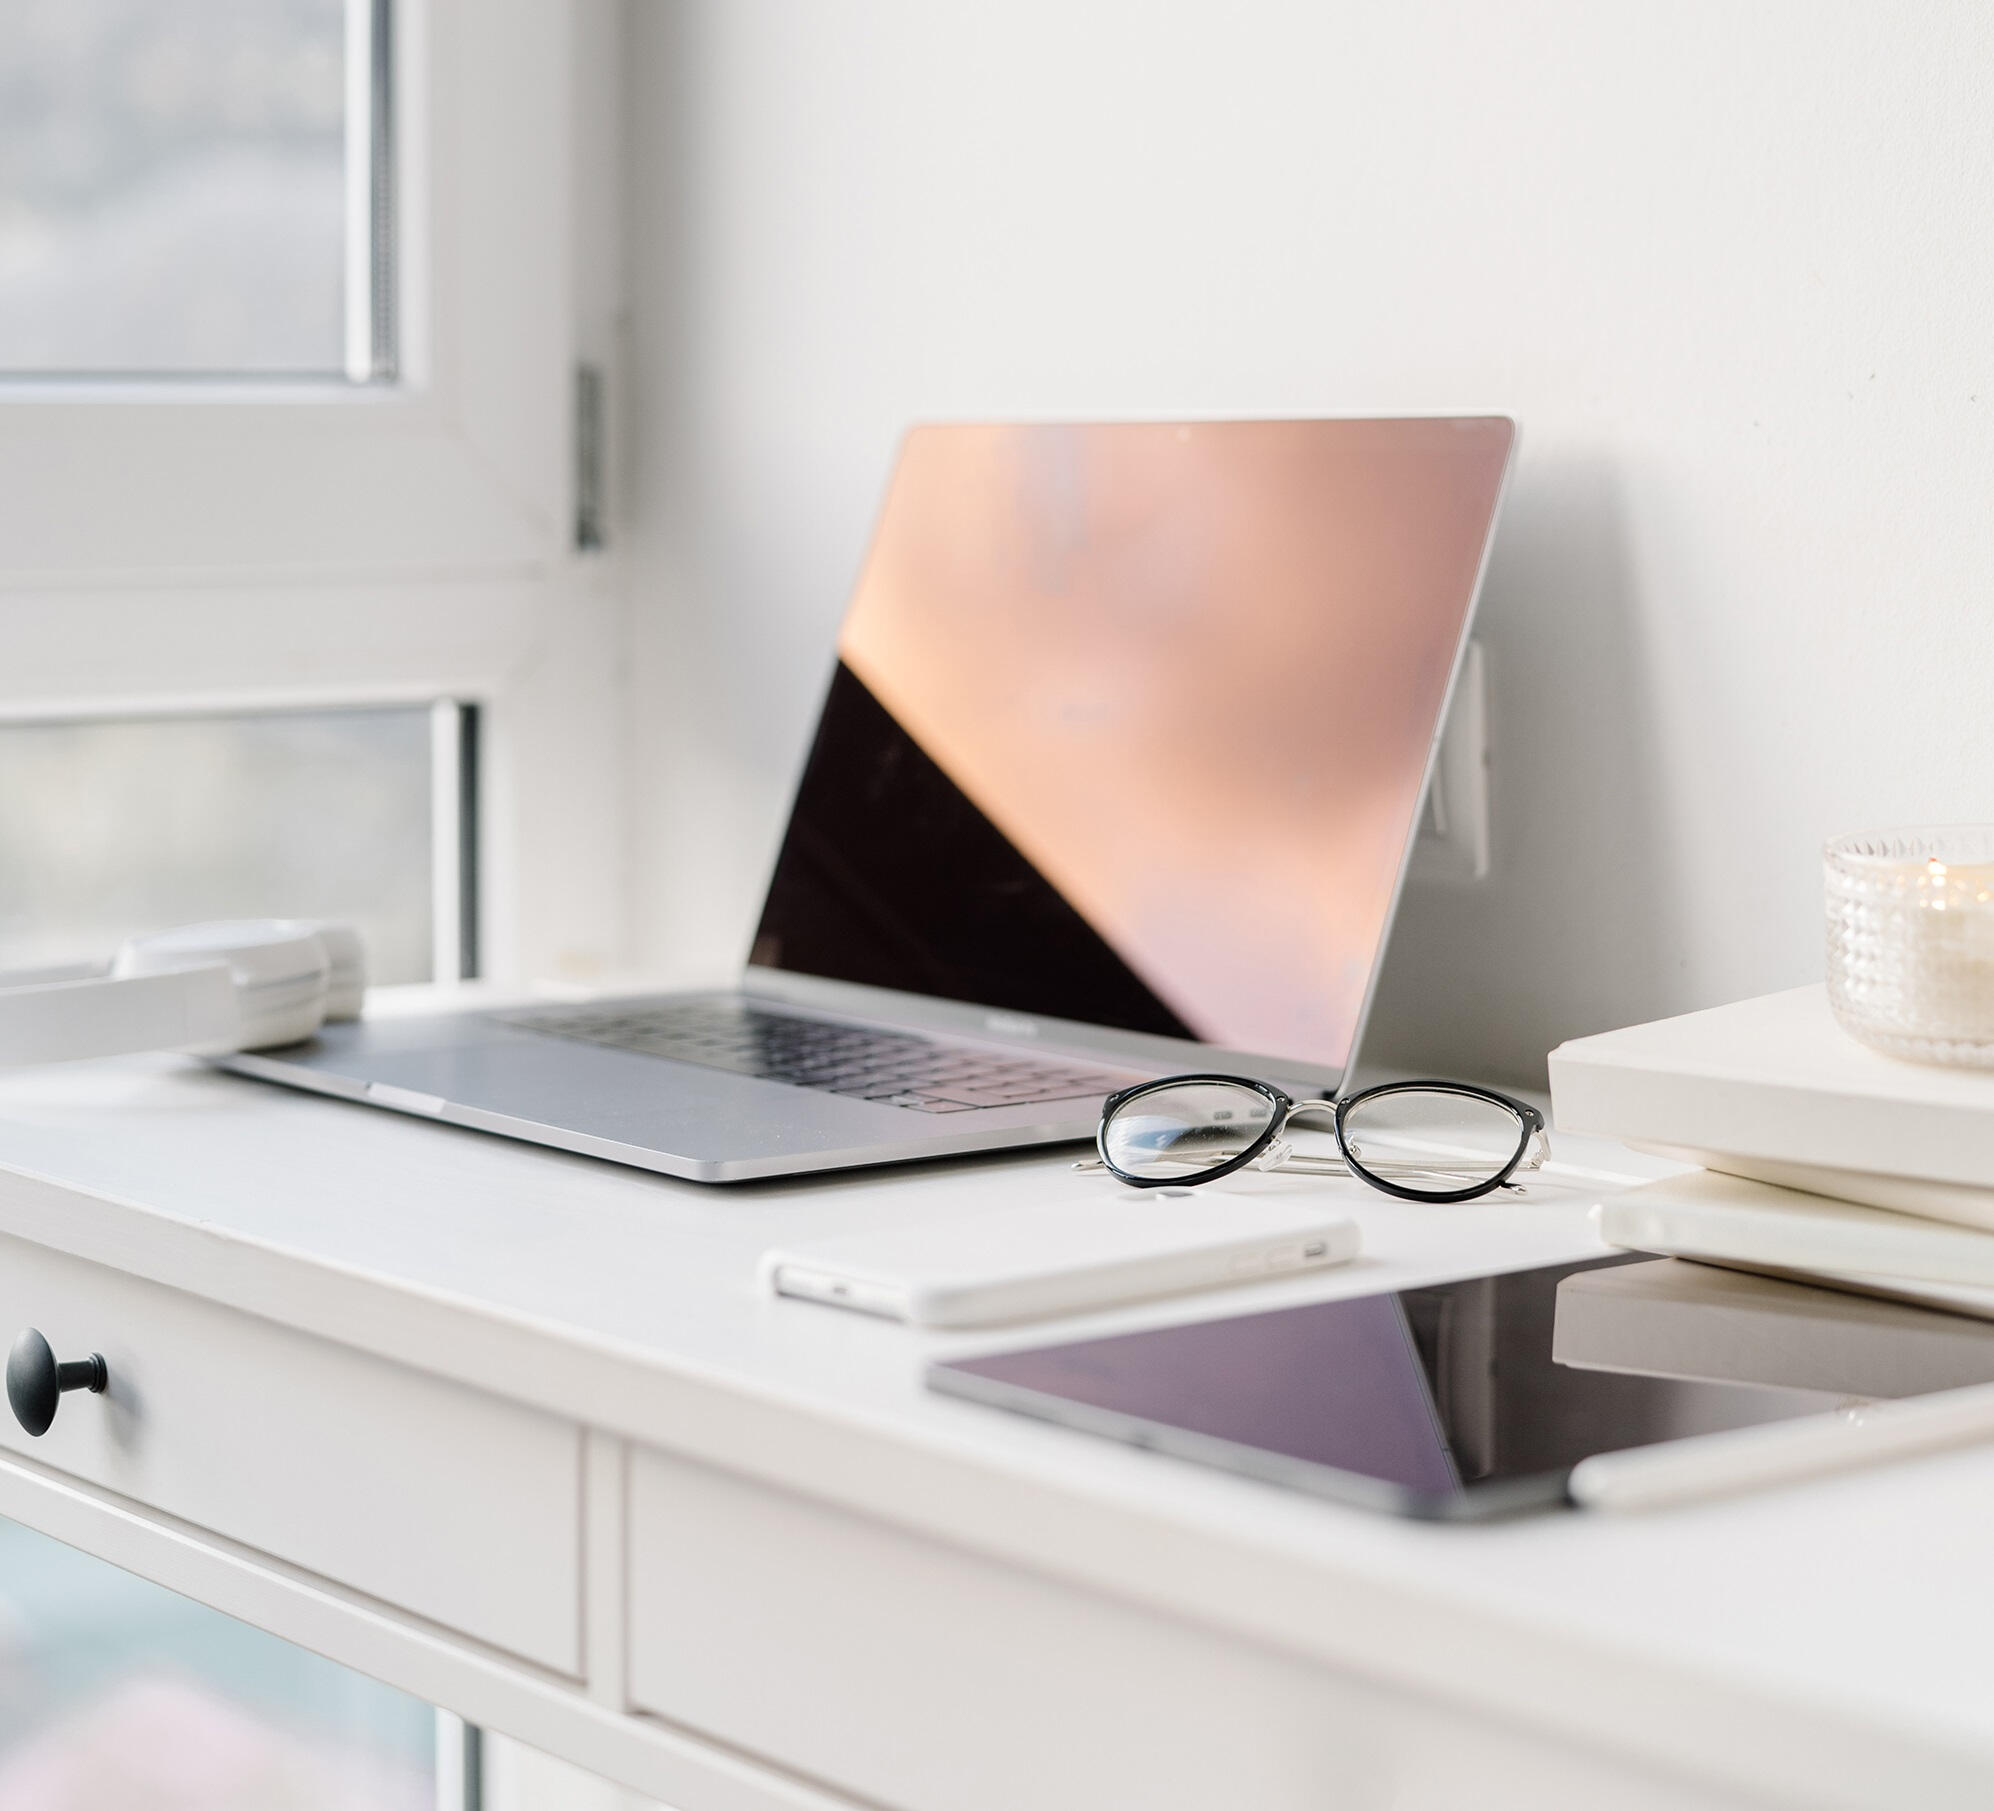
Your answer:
[926,1253,1994,1519]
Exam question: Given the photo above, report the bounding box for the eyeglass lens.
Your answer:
[1338,1087,1526,1197]
[1099,1080,1277,1182]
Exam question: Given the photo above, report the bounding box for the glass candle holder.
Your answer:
[1826,826,1994,1067]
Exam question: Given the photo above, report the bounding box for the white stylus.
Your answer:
[1567,1378,1994,1512]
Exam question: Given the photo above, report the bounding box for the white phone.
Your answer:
[760,1193,1360,1328]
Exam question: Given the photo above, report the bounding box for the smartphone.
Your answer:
[761,1193,1360,1328]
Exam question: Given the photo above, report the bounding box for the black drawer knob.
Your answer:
[6,1329,107,1438]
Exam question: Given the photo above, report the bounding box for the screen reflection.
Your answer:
[754,418,1514,1072]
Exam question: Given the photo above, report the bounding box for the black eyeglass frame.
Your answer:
[1095,1073,1548,1204]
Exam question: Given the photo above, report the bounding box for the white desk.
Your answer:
[0,1056,1987,1810]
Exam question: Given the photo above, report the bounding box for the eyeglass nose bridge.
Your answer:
[1251,1134,1292,1172]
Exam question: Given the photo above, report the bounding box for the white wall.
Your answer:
[621,0,1994,1086]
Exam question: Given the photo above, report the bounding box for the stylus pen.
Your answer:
[1567,1378,1994,1512]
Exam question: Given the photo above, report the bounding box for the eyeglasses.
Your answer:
[1080,1074,1549,1203]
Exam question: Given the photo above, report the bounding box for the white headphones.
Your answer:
[0,920,366,1068]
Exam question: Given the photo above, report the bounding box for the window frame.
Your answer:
[0,0,629,989]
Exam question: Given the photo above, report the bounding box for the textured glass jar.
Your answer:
[1826,827,1994,1066]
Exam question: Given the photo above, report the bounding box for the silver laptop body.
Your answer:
[225,418,1515,1182]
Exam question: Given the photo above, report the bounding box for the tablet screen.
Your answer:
[928,1255,1973,1517]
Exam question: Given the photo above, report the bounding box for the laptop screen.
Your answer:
[750,418,1513,1073]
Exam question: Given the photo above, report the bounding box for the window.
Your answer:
[0,2,628,1803]
[0,0,627,989]
[0,1519,441,1809]
[0,0,395,380]
[0,702,476,982]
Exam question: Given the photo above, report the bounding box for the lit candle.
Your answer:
[1827,829,1994,1066]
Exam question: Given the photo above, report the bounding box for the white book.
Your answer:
[1549,984,1994,1233]
[1594,1170,1994,1318]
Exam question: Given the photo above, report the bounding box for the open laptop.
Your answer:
[225,418,1516,1181]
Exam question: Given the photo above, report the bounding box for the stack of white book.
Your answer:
[1549,985,1994,1319]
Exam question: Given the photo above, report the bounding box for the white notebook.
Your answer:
[1594,1170,1994,1320]
[1550,985,1994,1230]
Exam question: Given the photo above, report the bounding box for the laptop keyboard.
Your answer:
[504,1000,1148,1114]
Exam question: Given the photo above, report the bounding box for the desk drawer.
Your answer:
[625,1449,1733,1811]
[0,1234,581,1675]
[626,1448,1380,1811]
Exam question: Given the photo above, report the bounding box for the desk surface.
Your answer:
[0,1053,1988,1807]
